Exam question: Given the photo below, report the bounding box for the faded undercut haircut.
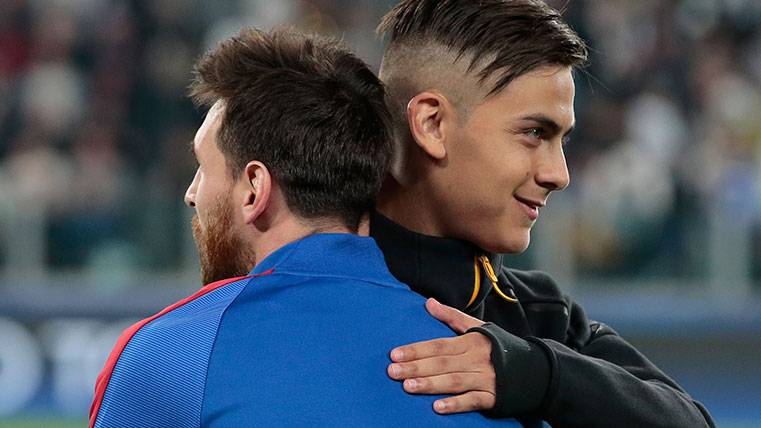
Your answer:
[190,28,392,231]
[377,0,589,97]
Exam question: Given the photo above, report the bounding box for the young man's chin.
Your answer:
[482,232,531,254]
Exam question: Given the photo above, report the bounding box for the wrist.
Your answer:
[467,323,551,418]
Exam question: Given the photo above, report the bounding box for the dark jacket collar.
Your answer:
[369,210,502,312]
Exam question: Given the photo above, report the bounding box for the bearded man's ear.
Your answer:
[242,161,271,224]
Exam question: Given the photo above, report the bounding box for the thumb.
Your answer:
[425,298,484,334]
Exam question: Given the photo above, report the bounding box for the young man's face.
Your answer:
[436,65,575,253]
[185,101,254,284]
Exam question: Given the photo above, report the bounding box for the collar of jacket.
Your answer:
[369,210,503,312]
[250,232,407,290]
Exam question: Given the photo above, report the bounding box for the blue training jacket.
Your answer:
[90,233,523,427]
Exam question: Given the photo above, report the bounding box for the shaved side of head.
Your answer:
[380,41,479,104]
[379,41,484,141]
[377,0,588,168]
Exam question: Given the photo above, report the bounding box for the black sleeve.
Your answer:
[469,317,715,428]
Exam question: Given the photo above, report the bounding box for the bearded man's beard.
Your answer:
[191,196,256,285]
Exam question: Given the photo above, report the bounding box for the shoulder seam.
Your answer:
[197,277,254,425]
[88,274,265,428]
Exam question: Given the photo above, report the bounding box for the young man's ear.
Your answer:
[406,91,456,160]
[242,161,272,225]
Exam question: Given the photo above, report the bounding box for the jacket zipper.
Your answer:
[479,255,518,303]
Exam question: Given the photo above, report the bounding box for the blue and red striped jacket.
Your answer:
[90,233,522,427]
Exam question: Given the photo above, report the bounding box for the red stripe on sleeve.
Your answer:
[88,270,273,428]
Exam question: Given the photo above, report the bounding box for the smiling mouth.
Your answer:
[515,196,543,221]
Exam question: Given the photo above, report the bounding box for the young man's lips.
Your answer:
[515,196,543,221]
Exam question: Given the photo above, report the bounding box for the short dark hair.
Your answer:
[190,28,392,230]
[378,0,588,96]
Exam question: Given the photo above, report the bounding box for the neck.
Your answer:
[376,174,447,238]
[252,217,353,267]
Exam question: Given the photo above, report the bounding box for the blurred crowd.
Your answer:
[568,0,761,280]
[1,0,761,283]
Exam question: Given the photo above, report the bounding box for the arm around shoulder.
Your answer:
[537,314,715,428]
[473,284,715,427]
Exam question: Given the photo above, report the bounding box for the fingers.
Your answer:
[425,298,484,334]
[388,357,474,380]
[386,312,497,416]
[434,391,496,414]
[390,332,491,363]
[388,339,492,380]
[390,332,489,363]
[401,371,496,396]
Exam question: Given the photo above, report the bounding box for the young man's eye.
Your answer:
[526,128,545,140]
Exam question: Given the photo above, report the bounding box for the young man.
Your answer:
[89,28,520,427]
[372,1,715,427]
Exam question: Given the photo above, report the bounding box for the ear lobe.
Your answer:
[242,161,272,225]
[407,92,451,160]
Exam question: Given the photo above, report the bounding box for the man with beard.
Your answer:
[371,0,715,427]
[89,28,520,428]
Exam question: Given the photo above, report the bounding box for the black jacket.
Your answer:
[370,211,714,428]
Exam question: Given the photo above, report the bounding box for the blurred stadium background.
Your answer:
[1,0,760,426]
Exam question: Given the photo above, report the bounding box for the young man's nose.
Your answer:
[536,144,570,191]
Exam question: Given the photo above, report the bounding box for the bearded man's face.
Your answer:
[191,194,255,285]
[186,103,255,285]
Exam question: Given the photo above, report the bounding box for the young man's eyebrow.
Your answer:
[520,114,575,137]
